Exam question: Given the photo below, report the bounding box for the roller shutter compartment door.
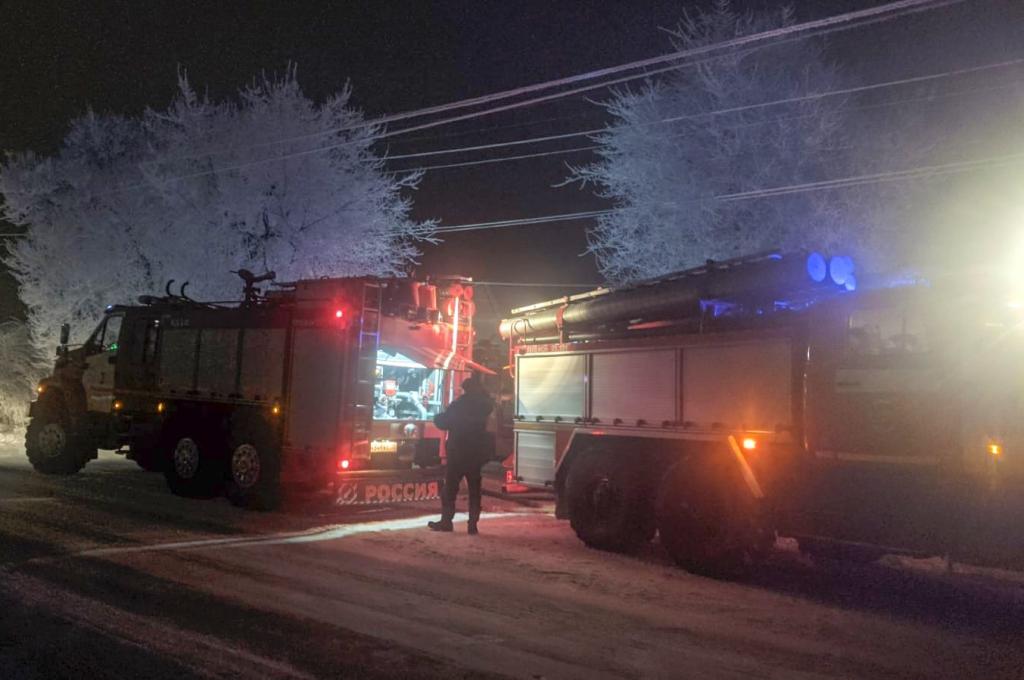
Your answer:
[516,354,586,420]
[591,350,677,424]
[515,430,556,487]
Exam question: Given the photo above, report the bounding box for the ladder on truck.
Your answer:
[347,281,382,457]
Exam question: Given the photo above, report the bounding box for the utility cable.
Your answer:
[395,78,1024,173]
[151,0,963,164]
[386,57,1024,162]
[113,54,1019,192]
[431,151,1024,233]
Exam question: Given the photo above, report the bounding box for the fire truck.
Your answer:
[500,252,1024,575]
[25,271,488,509]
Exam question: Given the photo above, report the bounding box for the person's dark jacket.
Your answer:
[434,387,494,465]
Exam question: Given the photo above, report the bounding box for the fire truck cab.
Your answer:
[501,252,1024,575]
[26,272,487,509]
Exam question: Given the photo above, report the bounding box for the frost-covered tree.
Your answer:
[0,66,432,354]
[0,320,45,435]
[568,2,857,283]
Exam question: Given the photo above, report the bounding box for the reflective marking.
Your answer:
[78,512,517,557]
[0,496,55,504]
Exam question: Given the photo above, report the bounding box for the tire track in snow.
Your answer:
[2,571,315,679]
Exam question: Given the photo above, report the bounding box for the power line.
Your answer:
[386,58,1024,163]
[113,53,1019,194]
[12,57,1017,206]
[397,79,1024,173]
[717,152,1024,201]
[384,111,604,146]
[151,0,962,166]
[372,0,957,133]
[434,210,615,234]
[0,2,995,205]
[409,145,599,172]
[10,151,1020,241]
[432,151,1024,234]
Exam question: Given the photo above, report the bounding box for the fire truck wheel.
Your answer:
[565,450,655,553]
[225,415,281,511]
[25,392,91,475]
[162,422,226,498]
[656,460,769,579]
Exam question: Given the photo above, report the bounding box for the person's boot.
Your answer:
[428,520,453,532]
[467,521,479,535]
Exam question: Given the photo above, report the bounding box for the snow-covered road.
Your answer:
[2,448,1023,679]
[112,512,1024,680]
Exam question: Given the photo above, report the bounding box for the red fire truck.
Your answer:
[500,252,1024,575]
[26,271,488,509]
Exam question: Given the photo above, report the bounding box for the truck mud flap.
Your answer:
[335,468,443,506]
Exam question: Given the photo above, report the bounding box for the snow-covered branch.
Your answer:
[1,67,433,355]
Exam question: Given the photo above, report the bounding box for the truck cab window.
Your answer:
[847,307,928,356]
[102,315,123,353]
[87,314,124,354]
[142,320,160,363]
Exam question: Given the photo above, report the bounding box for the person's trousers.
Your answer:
[441,459,483,525]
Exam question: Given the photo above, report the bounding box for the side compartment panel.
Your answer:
[239,328,286,401]
[591,350,677,424]
[287,328,344,450]
[196,328,238,396]
[516,354,586,419]
[158,328,199,392]
[515,429,556,487]
[682,340,792,431]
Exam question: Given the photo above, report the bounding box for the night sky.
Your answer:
[1,0,1022,332]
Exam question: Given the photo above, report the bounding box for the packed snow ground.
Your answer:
[3,446,1023,679]
[97,512,1024,679]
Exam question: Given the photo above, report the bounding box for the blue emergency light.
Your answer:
[806,252,828,283]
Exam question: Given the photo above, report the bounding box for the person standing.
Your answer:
[428,373,494,535]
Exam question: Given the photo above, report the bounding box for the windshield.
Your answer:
[86,314,123,353]
[373,348,446,421]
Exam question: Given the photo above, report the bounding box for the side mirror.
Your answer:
[59,323,70,346]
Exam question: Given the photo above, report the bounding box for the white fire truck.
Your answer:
[500,252,1024,575]
[26,271,488,509]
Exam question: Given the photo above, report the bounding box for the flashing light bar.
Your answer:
[806,252,827,283]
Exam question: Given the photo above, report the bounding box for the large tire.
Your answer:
[565,449,655,553]
[162,419,226,498]
[224,413,281,511]
[656,459,773,579]
[25,393,92,475]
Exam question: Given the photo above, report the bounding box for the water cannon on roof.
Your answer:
[234,269,277,305]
